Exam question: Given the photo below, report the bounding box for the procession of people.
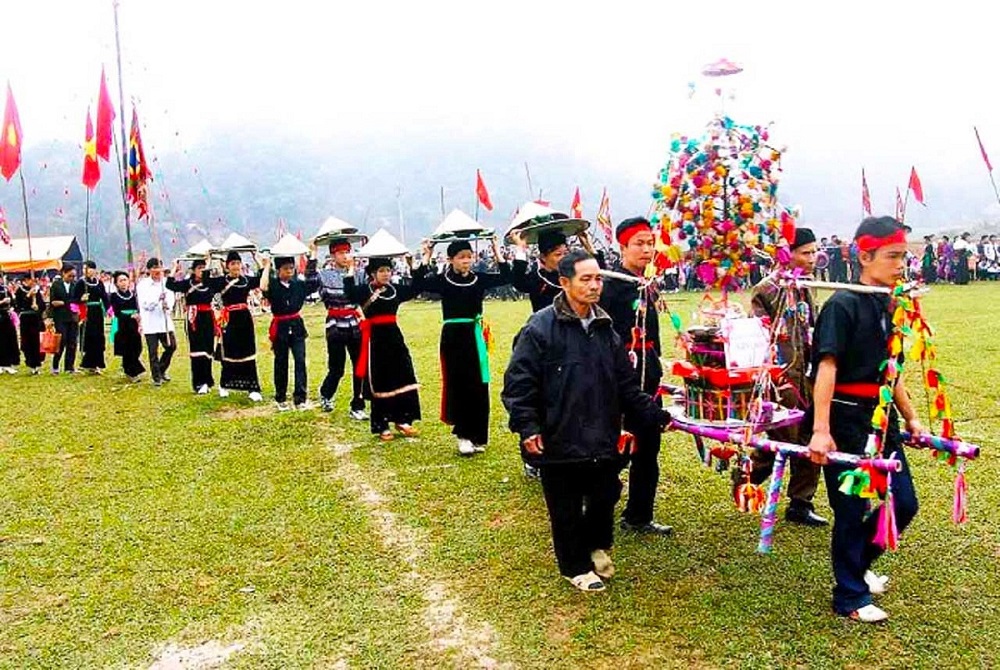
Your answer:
[0,210,973,622]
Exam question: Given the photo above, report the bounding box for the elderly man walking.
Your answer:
[502,250,669,593]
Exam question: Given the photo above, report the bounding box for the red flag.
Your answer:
[975,126,993,172]
[95,68,116,162]
[570,187,583,219]
[596,188,613,245]
[475,169,493,211]
[895,186,904,221]
[126,108,151,219]
[82,108,101,190]
[861,168,872,215]
[908,166,925,205]
[1,84,23,181]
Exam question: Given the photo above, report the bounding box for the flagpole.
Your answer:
[439,186,445,217]
[85,189,91,260]
[524,163,534,200]
[113,0,134,271]
[18,168,34,278]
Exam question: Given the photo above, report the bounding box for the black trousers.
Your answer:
[145,332,176,382]
[274,335,307,404]
[52,320,78,372]
[622,393,663,526]
[540,461,622,577]
[320,333,364,411]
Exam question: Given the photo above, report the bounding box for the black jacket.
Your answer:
[502,292,668,466]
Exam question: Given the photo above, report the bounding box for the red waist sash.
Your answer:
[268,312,302,343]
[356,315,398,378]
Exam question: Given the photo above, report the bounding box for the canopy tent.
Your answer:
[0,235,83,274]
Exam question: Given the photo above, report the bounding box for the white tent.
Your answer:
[0,235,82,273]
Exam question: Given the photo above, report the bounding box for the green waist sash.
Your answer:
[442,315,489,383]
[110,309,137,344]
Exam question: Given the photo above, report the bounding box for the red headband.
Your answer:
[330,242,351,254]
[856,229,907,253]
[617,222,652,246]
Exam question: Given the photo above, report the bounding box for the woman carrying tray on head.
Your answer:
[413,236,512,456]
[207,251,264,402]
[167,258,217,394]
[346,256,421,441]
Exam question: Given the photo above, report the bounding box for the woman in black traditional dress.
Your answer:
[167,258,216,394]
[108,271,145,381]
[0,277,20,373]
[346,256,421,441]
[73,260,109,373]
[412,238,511,456]
[14,275,45,373]
[207,251,264,401]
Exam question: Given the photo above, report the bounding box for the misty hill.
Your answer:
[2,129,997,268]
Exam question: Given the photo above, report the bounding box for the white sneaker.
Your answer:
[591,549,615,580]
[864,570,889,595]
[472,444,486,453]
[457,439,476,456]
[349,409,368,421]
[197,384,210,395]
[848,604,889,623]
[565,571,605,593]
[218,387,230,398]
[276,401,292,412]
[248,391,263,402]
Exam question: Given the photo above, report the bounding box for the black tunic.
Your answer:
[412,263,511,445]
[0,284,19,367]
[166,275,216,390]
[208,274,262,392]
[346,277,421,433]
[109,289,146,378]
[598,262,662,393]
[511,260,562,312]
[73,277,108,369]
[14,285,45,369]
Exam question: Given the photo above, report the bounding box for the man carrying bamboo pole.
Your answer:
[749,227,827,527]
[808,216,926,623]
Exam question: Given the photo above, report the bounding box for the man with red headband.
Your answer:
[749,227,827,527]
[599,217,672,536]
[317,238,366,420]
[808,216,925,623]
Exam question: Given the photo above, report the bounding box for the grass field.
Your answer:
[1,283,998,669]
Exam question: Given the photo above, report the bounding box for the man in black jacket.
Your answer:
[502,249,669,593]
[47,263,79,374]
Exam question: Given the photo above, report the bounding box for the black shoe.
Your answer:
[523,463,540,480]
[620,519,674,536]
[785,507,829,527]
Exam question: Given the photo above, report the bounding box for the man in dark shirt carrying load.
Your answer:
[503,250,669,592]
[317,238,366,420]
[599,217,673,536]
[261,252,321,411]
[808,216,926,623]
[749,227,827,527]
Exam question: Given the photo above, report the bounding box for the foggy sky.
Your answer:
[2,0,999,230]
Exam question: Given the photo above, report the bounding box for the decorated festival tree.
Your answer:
[623,107,983,554]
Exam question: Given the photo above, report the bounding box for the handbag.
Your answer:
[41,328,62,354]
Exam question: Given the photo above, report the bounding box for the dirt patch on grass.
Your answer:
[325,437,509,669]
[148,639,247,669]
[210,405,273,421]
